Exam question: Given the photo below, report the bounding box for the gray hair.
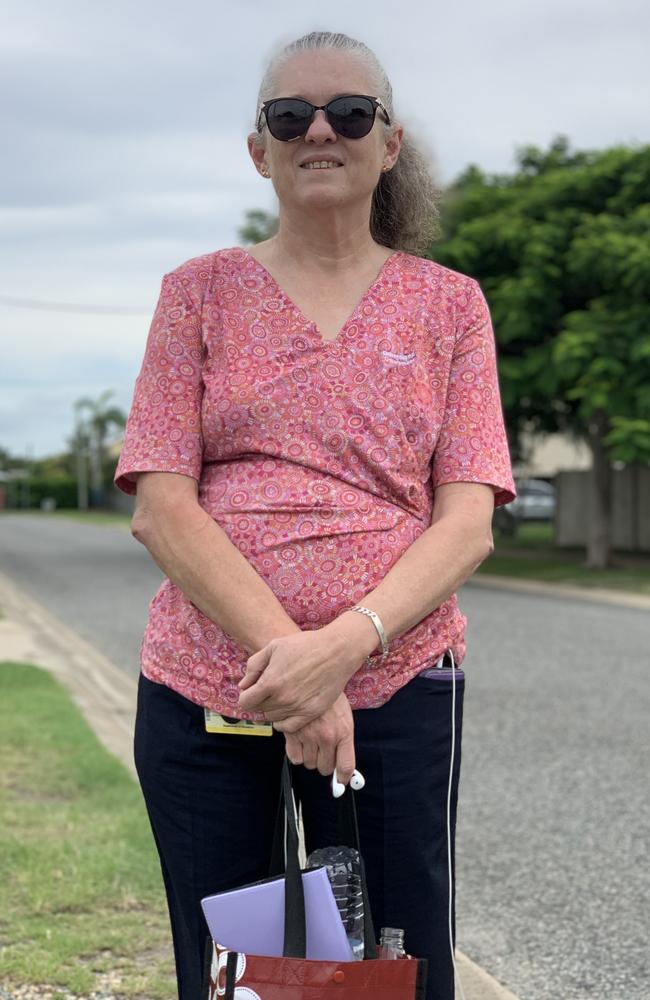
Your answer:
[251,31,442,257]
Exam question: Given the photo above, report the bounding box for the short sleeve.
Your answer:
[431,279,517,508]
[114,271,205,496]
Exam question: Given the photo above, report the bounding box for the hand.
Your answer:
[282,692,356,784]
[237,625,369,733]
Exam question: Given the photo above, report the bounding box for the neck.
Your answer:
[268,204,385,273]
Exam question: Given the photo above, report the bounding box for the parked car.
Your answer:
[508,478,556,521]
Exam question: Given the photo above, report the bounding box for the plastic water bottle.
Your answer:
[306,845,365,960]
[378,926,407,959]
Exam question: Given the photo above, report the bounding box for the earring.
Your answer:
[261,165,270,177]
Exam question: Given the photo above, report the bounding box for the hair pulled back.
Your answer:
[251,30,442,257]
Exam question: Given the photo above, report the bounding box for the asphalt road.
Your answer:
[1,513,648,1000]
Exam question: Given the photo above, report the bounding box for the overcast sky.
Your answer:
[2,0,649,460]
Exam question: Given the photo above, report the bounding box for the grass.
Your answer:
[0,509,131,528]
[480,521,650,595]
[0,661,175,998]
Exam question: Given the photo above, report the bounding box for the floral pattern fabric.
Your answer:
[114,247,516,715]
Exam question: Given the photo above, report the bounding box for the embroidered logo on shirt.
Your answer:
[381,349,416,365]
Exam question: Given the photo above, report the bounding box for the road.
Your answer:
[1,513,648,1000]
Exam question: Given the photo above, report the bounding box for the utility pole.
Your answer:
[22,443,34,509]
[74,413,89,511]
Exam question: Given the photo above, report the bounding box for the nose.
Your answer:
[304,108,337,142]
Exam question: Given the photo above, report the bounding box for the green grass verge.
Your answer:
[0,661,175,998]
[482,522,650,595]
[0,509,131,527]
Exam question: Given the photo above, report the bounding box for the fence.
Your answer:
[554,466,650,553]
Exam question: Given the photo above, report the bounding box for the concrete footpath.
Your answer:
[18,566,645,1000]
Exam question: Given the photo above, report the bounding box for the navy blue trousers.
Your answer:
[134,666,465,1000]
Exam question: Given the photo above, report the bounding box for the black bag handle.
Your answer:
[280,756,307,958]
[269,755,377,961]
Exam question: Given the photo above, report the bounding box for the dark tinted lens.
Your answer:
[266,99,313,140]
[327,96,376,137]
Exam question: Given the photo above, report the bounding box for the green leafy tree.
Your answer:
[432,137,650,568]
[237,208,279,246]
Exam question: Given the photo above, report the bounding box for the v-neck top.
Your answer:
[114,245,517,715]
[243,247,401,345]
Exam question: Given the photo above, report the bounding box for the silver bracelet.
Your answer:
[347,605,389,667]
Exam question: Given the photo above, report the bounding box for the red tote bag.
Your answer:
[203,756,428,1000]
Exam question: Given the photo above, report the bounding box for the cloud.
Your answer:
[1,0,649,457]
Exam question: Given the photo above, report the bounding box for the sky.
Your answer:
[1,0,649,461]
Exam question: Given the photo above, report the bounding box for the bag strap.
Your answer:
[224,949,237,999]
[268,770,288,877]
[201,934,215,999]
[337,785,378,960]
[271,756,305,957]
[270,755,377,960]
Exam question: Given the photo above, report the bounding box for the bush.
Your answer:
[14,476,78,509]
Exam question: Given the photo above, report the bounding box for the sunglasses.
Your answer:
[257,94,391,142]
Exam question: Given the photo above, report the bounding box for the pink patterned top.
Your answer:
[114,246,516,715]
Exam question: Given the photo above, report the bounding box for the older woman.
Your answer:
[114,29,516,1000]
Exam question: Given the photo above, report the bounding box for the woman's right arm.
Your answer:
[131,470,301,655]
[114,268,300,656]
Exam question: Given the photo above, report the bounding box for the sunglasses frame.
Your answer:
[256,94,391,141]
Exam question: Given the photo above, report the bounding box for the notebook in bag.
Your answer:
[201,865,355,961]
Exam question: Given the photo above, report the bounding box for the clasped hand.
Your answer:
[283,692,355,781]
[237,628,361,732]
[236,627,367,782]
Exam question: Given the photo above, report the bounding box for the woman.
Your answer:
[114,30,516,1000]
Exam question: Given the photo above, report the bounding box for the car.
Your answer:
[508,478,556,521]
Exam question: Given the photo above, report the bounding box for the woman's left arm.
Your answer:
[324,478,497,656]
[341,274,518,657]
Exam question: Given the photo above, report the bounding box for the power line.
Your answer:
[0,294,150,316]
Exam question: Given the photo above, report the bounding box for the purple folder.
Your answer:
[201,865,354,961]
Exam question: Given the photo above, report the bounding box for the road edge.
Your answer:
[0,569,138,779]
[467,571,650,609]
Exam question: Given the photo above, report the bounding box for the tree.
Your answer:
[236,209,279,246]
[73,390,126,507]
[432,137,650,568]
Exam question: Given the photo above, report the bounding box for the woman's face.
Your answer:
[249,50,402,213]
